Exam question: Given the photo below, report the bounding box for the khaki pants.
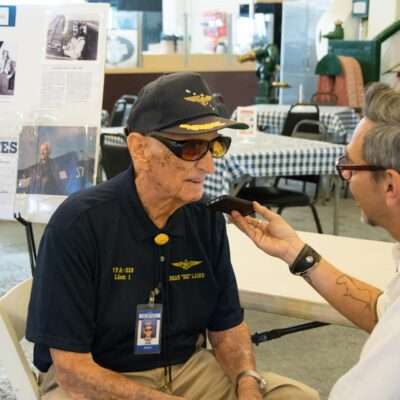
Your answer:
[40,349,319,400]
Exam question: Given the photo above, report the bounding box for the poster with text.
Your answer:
[0,3,109,224]
[0,138,18,220]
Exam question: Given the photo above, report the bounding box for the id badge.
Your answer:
[135,304,162,355]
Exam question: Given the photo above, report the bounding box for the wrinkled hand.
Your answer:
[231,202,305,265]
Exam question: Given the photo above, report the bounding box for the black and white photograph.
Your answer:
[0,40,16,95]
[46,15,99,61]
[16,126,97,196]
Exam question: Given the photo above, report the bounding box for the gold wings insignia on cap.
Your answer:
[171,259,203,270]
[184,94,213,107]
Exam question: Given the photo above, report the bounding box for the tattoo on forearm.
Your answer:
[336,275,374,311]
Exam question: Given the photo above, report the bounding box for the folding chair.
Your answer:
[99,133,131,180]
[0,278,40,399]
[278,104,328,200]
[281,103,320,137]
[109,94,138,127]
[234,174,323,233]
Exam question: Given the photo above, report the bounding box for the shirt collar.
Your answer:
[115,166,185,241]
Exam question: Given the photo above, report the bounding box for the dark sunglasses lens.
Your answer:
[181,141,209,161]
[211,137,230,158]
[179,136,231,161]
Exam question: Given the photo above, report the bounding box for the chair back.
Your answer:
[292,119,327,141]
[281,103,320,136]
[100,133,131,180]
[0,278,40,399]
[110,94,138,127]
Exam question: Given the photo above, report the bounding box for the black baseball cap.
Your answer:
[126,72,248,136]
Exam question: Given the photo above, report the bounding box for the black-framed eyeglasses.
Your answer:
[150,134,232,161]
[335,155,386,181]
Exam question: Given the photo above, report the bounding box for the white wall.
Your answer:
[368,0,400,85]
[368,0,400,38]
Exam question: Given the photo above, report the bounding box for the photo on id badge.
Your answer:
[135,306,162,354]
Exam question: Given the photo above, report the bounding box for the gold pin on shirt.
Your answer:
[154,233,169,246]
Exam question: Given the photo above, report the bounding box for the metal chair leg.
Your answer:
[309,204,323,233]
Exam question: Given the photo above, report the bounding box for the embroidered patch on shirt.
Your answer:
[112,266,135,281]
[171,259,203,271]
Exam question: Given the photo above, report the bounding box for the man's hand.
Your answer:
[50,349,186,400]
[231,201,305,265]
[237,377,263,400]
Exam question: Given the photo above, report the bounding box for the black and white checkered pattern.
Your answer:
[204,133,345,198]
[233,105,360,144]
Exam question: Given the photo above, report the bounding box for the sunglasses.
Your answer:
[335,155,386,181]
[150,134,232,161]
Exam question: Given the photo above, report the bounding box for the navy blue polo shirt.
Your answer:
[26,167,243,373]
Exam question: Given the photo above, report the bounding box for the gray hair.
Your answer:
[362,83,400,174]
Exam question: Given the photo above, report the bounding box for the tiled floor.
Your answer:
[0,189,393,399]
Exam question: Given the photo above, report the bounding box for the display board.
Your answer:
[0,3,108,223]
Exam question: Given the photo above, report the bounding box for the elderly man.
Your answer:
[232,82,400,399]
[28,142,61,195]
[27,72,318,400]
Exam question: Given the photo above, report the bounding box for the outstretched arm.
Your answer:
[231,202,382,332]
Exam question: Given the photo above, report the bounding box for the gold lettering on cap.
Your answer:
[179,121,226,131]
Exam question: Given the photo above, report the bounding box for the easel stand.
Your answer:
[14,213,36,276]
[251,321,330,345]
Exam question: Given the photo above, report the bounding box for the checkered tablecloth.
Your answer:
[233,105,360,144]
[204,132,345,198]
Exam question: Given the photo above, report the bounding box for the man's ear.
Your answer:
[384,169,400,207]
[126,133,149,169]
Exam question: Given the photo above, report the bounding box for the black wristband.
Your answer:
[289,244,321,276]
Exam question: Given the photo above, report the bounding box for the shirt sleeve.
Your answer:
[207,215,244,331]
[376,292,390,320]
[26,217,97,353]
[329,298,400,399]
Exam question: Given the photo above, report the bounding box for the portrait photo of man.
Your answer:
[141,321,155,345]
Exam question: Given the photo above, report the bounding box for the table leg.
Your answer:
[333,176,340,235]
